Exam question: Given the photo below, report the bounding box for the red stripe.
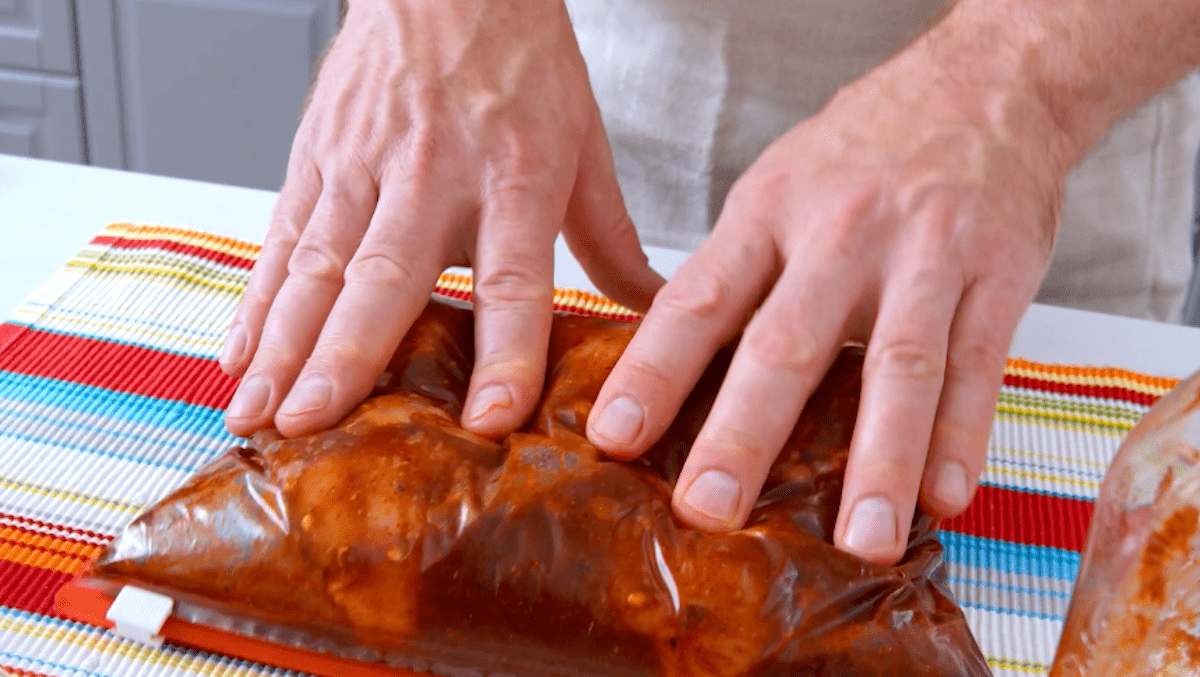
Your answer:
[0,323,23,355]
[1003,373,1160,407]
[0,512,111,543]
[2,668,53,677]
[91,235,255,270]
[0,559,73,617]
[0,329,237,410]
[943,483,1094,552]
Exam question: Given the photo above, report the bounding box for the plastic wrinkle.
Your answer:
[86,299,990,677]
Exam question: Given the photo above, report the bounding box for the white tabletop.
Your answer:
[3,153,1199,380]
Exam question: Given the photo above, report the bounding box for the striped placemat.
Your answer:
[0,223,1178,677]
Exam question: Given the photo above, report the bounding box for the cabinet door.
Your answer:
[80,0,338,190]
[0,0,76,73]
[0,68,83,161]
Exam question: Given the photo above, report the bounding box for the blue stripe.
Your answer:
[959,600,1064,622]
[941,531,1081,582]
[0,647,105,676]
[949,575,1072,600]
[0,428,202,474]
[0,372,234,444]
[0,404,226,455]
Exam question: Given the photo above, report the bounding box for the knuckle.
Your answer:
[946,336,1007,379]
[493,132,555,179]
[310,340,369,371]
[652,270,730,321]
[866,339,943,383]
[397,124,445,177]
[740,320,822,376]
[695,428,771,467]
[614,358,675,394]
[343,251,421,290]
[250,341,306,372]
[325,161,379,205]
[287,243,346,285]
[473,265,552,309]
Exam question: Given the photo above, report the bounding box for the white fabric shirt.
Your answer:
[565,0,1200,322]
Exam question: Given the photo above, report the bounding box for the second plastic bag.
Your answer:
[1051,366,1200,676]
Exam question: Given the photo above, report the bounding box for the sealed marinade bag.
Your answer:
[1051,368,1200,676]
[71,299,990,677]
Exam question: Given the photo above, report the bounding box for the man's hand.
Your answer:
[220,0,663,439]
[587,0,1200,565]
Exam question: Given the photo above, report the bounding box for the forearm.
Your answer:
[915,0,1200,168]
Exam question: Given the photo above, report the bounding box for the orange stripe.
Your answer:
[0,539,92,576]
[99,223,262,259]
[0,526,104,554]
[1006,358,1178,390]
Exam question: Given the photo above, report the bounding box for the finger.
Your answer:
[919,279,1028,518]
[586,230,775,457]
[834,264,963,565]
[224,163,379,437]
[220,158,322,377]
[669,254,863,531]
[562,115,665,313]
[460,177,563,437]
[272,173,457,437]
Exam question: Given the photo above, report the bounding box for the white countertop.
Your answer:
[4,152,1200,379]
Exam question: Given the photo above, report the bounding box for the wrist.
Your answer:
[899,6,1088,176]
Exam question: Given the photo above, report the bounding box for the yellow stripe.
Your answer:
[993,412,1126,439]
[997,392,1145,423]
[995,402,1135,432]
[0,614,269,677]
[0,475,141,514]
[65,260,246,298]
[987,656,1049,674]
[984,464,1102,491]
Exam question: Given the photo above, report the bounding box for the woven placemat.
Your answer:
[0,223,1179,677]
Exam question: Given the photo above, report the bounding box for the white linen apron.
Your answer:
[564,0,1200,322]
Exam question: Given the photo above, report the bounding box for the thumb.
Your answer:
[563,110,666,312]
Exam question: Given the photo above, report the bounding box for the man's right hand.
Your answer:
[220,0,664,440]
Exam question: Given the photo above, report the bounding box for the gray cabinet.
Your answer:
[1,0,339,190]
[0,0,76,73]
[1,0,82,162]
[0,69,83,160]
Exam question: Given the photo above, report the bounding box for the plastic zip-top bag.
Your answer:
[1051,367,1200,676]
[60,299,990,677]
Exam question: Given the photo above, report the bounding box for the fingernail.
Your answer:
[279,375,333,416]
[220,324,247,366]
[681,469,742,524]
[468,384,512,421]
[843,496,898,556]
[227,375,271,420]
[591,396,644,445]
[933,461,970,509]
